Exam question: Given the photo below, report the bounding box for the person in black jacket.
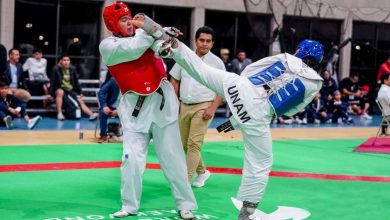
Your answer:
[50,54,98,121]
[0,81,41,129]
[4,48,31,102]
[97,73,120,143]
[0,44,6,80]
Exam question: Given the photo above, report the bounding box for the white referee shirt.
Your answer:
[170,51,225,104]
[378,84,390,116]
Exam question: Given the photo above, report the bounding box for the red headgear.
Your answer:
[103,2,132,37]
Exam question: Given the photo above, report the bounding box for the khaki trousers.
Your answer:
[179,101,213,181]
[9,88,31,103]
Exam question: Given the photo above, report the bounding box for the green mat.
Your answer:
[1,139,390,219]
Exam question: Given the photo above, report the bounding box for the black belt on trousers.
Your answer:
[131,88,165,117]
[216,120,235,133]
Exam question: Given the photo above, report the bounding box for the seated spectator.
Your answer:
[3,48,31,102]
[339,72,362,115]
[0,81,41,129]
[97,74,120,143]
[22,48,51,108]
[377,73,390,136]
[50,54,98,121]
[306,92,331,123]
[358,85,372,120]
[320,69,338,103]
[330,90,353,124]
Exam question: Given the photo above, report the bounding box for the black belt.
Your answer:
[132,88,165,117]
[216,120,235,133]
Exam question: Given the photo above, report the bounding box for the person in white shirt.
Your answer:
[98,2,197,219]
[377,73,390,136]
[132,13,324,220]
[22,48,51,107]
[170,26,225,187]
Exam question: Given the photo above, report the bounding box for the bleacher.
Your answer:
[27,79,100,113]
[27,79,231,117]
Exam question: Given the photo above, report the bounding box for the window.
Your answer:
[15,0,103,79]
[282,15,342,57]
[206,10,271,61]
[351,21,390,87]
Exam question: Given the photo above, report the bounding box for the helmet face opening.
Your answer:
[103,2,132,37]
[295,40,324,62]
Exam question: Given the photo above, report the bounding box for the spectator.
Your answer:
[377,73,390,136]
[358,85,372,120]
[231,49,252,75]
[320,69,338,103]
[219,48,233,72]
[0,81,41,129]
[339,72,361,115]
[377,56,390,85]
[329,90,353,124]
[306,92,331,123]
[170,26,225,187]
[97,74,120,143]
[50,54,98,121]
[4,48,31,102]
[0,44,6,81]
[22,48,51,108]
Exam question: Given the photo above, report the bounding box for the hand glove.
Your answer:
[163,27,183,38]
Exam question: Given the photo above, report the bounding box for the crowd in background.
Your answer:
[1,41,390,130]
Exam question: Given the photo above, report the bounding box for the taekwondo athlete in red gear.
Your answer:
[98,2,197,219]
[132,14,324,220]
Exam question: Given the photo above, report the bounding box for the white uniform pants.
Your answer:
[172,43,273,203]
[121,121,197,213]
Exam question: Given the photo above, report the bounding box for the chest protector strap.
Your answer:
[268,78,306,117]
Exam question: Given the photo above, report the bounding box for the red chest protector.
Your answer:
[107,49,167,95]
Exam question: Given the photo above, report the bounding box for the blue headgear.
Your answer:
[295,40,324,62]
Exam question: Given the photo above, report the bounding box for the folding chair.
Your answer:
[373,99,389,145]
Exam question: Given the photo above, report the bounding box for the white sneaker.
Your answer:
[57,112,65,121]
[192,170,211,188]
[28,116,42,129]
[314,119,321,124]
[179,210,195,220]
[89,112,99,121]
[4,115,13,129]
[284,119,293,124]
[112,210,135,218]
[363,113,373,120]
[302,118,307,124]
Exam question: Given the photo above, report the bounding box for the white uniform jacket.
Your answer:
[99,29,179,133]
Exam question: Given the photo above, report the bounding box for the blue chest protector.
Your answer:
[247,61,306,116]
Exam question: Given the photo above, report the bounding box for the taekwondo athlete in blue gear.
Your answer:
[132,14,323,220]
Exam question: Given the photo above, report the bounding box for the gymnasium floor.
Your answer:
[0,115,389,220]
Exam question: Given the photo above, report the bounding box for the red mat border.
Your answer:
[1,161,389,182]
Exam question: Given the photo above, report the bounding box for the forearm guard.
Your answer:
[141,14,169,40]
